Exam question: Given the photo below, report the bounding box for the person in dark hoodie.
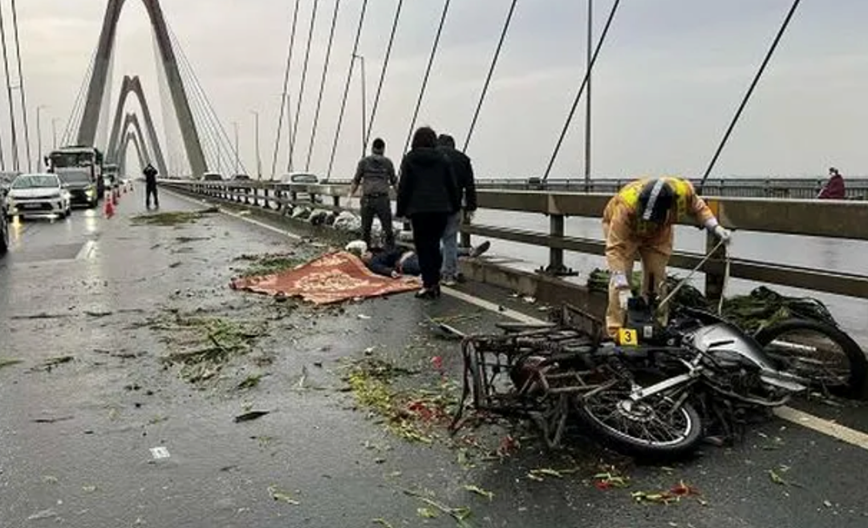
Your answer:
[436,133,477,285]
[817,167,846,199]
[349,137,397,249]
[396,126,460,299]
[144,163,159,210]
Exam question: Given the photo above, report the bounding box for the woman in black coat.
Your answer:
[396,126,460,299]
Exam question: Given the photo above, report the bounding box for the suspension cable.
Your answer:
[0,5,20,171]
[270,0,301,179]
[169,26,225,171]
[326,0,369,181]
[11,0,31,171]
[62,47,96,148]
[404,0,452,153]
[699,0,802,189]
[463,0,518,152]
[305,0,341,171]
[365,0,404,149]
[289,0,321,171]
[542,0,620,181]
[168,23,248,174]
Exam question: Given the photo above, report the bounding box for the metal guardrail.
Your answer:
[160,179,868,301]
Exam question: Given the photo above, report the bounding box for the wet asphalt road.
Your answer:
[1,188,868,527]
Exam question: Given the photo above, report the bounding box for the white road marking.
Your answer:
[167,186,868,451]
[75,240,96,260]
[164,189,301,241]
[149,446,171,460]
[440,287,545,325]
[774,406,868,451]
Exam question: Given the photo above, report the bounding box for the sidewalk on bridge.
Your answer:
[2,189,868,527]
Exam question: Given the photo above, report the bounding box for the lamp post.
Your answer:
[353,53,367,157]
[51,118,58,149]
[36,104,46,171]
[232,121,240,175]
[250,110,262,180]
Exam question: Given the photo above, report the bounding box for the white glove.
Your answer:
[618,289,631,310]
[713,225,732,244]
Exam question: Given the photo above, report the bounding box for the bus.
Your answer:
[48,146,105,199]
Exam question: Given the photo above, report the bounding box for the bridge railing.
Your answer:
[159,179,868,302]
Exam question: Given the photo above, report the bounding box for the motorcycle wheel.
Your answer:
[754,319,867,400]
[573,381,703,459]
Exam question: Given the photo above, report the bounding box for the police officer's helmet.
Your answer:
[637,178,675,224]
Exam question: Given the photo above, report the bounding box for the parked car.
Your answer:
[202,172,223,181]
[5,173,71,219]
[231,174,251,181]
[58,171,99,208]
[279,172,323,204]
[0,189,8,256]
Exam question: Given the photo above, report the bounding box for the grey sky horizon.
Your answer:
[8,0,868,180]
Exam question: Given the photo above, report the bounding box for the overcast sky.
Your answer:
[8,0,868,180]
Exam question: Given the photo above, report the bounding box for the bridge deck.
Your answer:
[2,190,868,527]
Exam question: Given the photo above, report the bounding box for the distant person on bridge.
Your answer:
[144,163,159,210]
[349,137,397,250]
[437,133,477,286]
[817,167,846,199]
[396,126,460,299]
[603,177,732,339]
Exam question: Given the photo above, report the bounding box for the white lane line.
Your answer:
[166,187,868,451]
[441,287,546,325]
[774,406,868,451]
[75,240,96,260]
[163,189,301,241]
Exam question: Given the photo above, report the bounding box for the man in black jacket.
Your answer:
[144,163,159,210]
[349,138,397,249]
[437,134,477,285]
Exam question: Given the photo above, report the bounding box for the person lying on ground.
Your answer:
[346,240,491,279]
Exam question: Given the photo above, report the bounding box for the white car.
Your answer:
[6,173,72,219]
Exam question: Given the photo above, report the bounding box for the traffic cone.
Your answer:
[104,195,115,218]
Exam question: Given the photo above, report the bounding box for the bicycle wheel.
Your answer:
[754,319,867,399]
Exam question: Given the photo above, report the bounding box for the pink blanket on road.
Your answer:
[230,251,421,305]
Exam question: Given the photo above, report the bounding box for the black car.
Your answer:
[59,172,99,208]
[0,186,9,256]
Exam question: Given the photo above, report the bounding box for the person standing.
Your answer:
[349,138,397,249]
[437,134,477,286]
[817,167,846,199]
[144,163,159,210]
[396,127,460,299]
[603,177,731,338]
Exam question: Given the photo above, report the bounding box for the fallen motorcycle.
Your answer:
[453,298,821,459]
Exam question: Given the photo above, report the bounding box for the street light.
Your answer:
[353,53,367,156]
[250,110,262,180]
[36,104,47,172]
[231,121,240,175]
[51,118,58,149]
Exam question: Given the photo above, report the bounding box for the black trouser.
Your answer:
[361,194,394,249]
[410,212,449,289]
[146,183,159,208]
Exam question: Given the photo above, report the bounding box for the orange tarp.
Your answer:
[230,251,421,305]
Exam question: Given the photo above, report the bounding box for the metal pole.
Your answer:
[354,54,366,158]
[36,105,44,172]
[232,121,240,174]
[251,110,262,180]
[584,0,592,190]
[11,0,30,172]
[0,6,19,171]
[51,118,58,149]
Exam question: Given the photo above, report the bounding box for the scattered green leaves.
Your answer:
[130,208,217,227]
[463,484,494,501]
